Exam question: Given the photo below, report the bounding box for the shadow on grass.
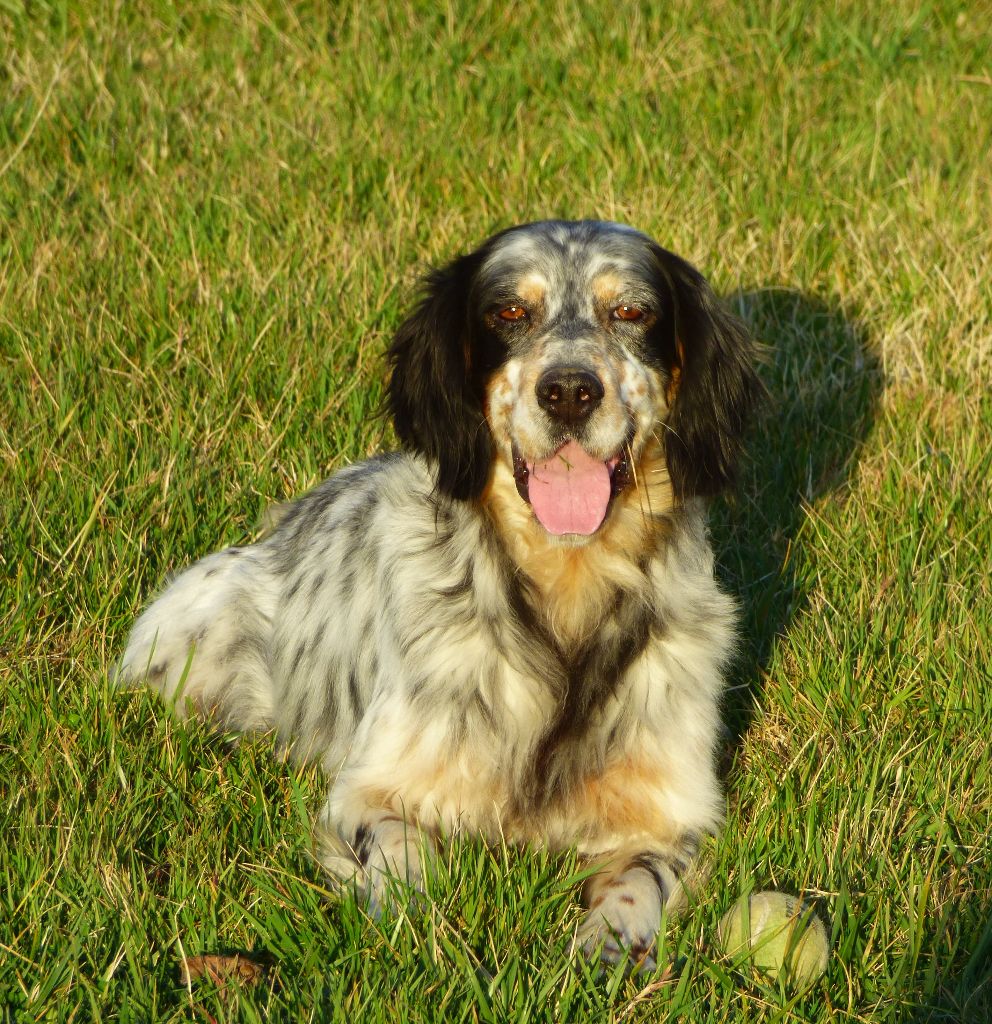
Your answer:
[711,287,882,747]
[907,911,992,1022]
[710,292,992,1024]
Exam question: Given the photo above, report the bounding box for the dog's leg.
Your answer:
[577,835,699,972]
[315,802,434,919]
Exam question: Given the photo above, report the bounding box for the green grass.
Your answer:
[2,0,990,1020]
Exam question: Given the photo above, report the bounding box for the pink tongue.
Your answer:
[528,440,611,536]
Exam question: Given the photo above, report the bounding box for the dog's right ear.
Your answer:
[386,251,493,501]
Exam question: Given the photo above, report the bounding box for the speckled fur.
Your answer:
[117,220,759,970]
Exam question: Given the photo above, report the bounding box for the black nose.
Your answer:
[536,366,605,427]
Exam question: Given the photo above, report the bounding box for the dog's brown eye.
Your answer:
[498,305,528,321]
[613,304,644,322]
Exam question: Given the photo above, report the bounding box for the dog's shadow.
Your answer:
[710,287,882,747]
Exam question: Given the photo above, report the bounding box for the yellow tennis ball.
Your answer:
[718,891,829,987]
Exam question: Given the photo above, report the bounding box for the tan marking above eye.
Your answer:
[498,305,528,321]
[591,271,624,304]
[613,304,645,322]
[515,273,547,306]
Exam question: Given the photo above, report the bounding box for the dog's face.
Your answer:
[388,221,758,535]
[478,223,674,537]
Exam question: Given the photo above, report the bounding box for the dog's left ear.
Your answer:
[653,246,762,500]
[386,251,492,501]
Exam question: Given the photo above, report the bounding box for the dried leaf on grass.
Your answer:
[179,952,272,990]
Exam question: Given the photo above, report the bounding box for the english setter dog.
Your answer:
[118,220,759,970]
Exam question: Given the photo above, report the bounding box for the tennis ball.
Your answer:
[718,891,829,987]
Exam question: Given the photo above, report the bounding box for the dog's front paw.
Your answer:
[363,853,426,919]
[578,860,669,973]
[358,817,433,919]
[316,809,432,919]
[577,905,659,974]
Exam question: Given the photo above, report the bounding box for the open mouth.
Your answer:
[511,438,633,536]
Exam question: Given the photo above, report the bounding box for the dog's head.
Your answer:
[388,220,759,536]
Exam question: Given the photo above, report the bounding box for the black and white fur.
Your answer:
[117,220,759,969]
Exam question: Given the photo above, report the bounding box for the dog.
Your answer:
[117,219,759,969]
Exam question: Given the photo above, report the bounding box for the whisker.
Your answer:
[628,439,655,525]
[653,421,683,445]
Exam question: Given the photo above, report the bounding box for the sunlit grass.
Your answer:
[2,1,990,1020]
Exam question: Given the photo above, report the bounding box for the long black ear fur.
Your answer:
[386,251,492,501]
[654,247,761,500]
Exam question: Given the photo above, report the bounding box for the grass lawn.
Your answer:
[2,1,990,1020]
